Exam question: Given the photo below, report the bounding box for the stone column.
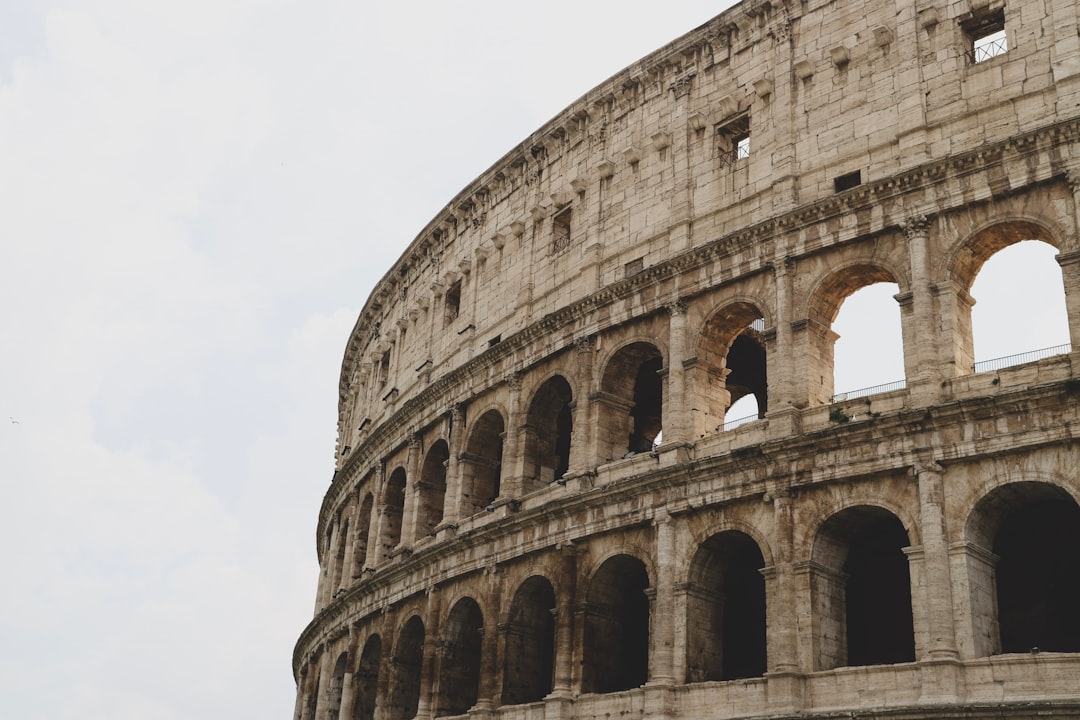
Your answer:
[440,405,466,528]
[767,258,796,409]
[338,627,359,720]
[567,336,596,474]
[475,567,501,710]
[313,647,333,720]
[916,460,960,660]
[503,373,526,499]
[765,488,804,711]
[902,214,943,402]
[293,664,309,720]
[649,511,677,684]
[369,463,391,565]
[415,589,442,720]
[400,434,422,550]
[1055,248,1080,351]
[662,302,689,446]
[551,542,579,696]
[338,496,358,595]
[317,523,339,611]
[932,280,976,379]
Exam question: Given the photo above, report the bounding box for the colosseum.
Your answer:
[293,0,1080,718]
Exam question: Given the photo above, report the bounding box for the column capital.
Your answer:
[664,299,688,316]
[901,213,930,239]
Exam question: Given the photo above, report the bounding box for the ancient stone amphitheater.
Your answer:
[293,0,1080,718]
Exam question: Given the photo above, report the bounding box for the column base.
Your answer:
[765,669,806,713]
[919,656,964,704]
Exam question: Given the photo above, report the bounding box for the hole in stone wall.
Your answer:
[582,555,650,693]
[502,576,557,705]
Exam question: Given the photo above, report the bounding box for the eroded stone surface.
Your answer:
[294,0,1080,718]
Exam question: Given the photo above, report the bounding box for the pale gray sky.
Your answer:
[0,2,1068,719]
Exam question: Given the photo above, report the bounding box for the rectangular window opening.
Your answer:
[444,280,462,325]
[716,113,751,167]
[834,170,862,193]
[964,10,1007,63]
[552,208,572,254]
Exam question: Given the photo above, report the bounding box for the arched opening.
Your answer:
[807,265,903,405]
[693,304,767,436]
[685,531,767,683]
[353,492,374,577]
[353,634,381,720]
[598,342,664,460]
[582,554,650,694]
[964,481,1080,656]
[523,375,573,491]
[948,222,1069,375]
[381,467,407,554]
[387,616,424,720]
[831,282,904,400]
[970,240,1070,370]
[436,598,484,716]
[418,440,450,537]
[502,576,556,705]
[462,409,505,515]
[811,506,915,670]
[327,651,349,719]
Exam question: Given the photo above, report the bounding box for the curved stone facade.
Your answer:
[293,1,1080,719]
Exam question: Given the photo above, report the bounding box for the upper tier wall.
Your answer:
[335,0,1080,472]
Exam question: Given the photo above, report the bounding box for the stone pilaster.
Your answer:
[662,302,689,446]
[400,433,422,550]
[649,511,677,684]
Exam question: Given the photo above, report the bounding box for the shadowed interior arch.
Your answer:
[502,576,556,705]
[685,531,767,682]
[582,554,650,694]
[436,598,483,717]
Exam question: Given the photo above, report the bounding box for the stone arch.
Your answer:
[597,340,666,461]
[435,597,484,717]
[809,505,916,670]
[461,408,506,515]
[418,439,450,538]
[523,374,575,491]
[581,553,651,694]
[962,480,1080,657]
[945,217,1069,374]
[502,575,557,706]
[353,633,381,720]
[380,466,407,555]
[684,530,767,683]
[386,615,425,720]
[692,299,770,435]
[805,262,905,404]
[947,217,1063,290]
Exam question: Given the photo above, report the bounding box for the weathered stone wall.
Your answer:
[295,0,1080,718]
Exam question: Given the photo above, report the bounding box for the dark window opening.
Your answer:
[686,531,767,683]
[716,113,750,166]
[834,170,862,193]
[387,617,424,720]
[524,375,574,491]
[552,208,572,254]
[844,516,916,666]
[503,577,557,705]
[994,499,1080,653]
[582,555,650,693]
[444,280,462,325]
[418,440,449,536]
[435,599,483,717]
[487,334,501,347]
[354,635,382,720]
[724,330,768,423]
[629,355,664,452]
[463,410,505,514]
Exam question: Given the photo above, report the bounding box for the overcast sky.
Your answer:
[0,2,1070,719]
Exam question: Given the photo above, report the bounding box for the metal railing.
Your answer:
[723,413,763,431]
[972,32,1007,63]
[973,343,1072,373]
[831,378,907,403]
